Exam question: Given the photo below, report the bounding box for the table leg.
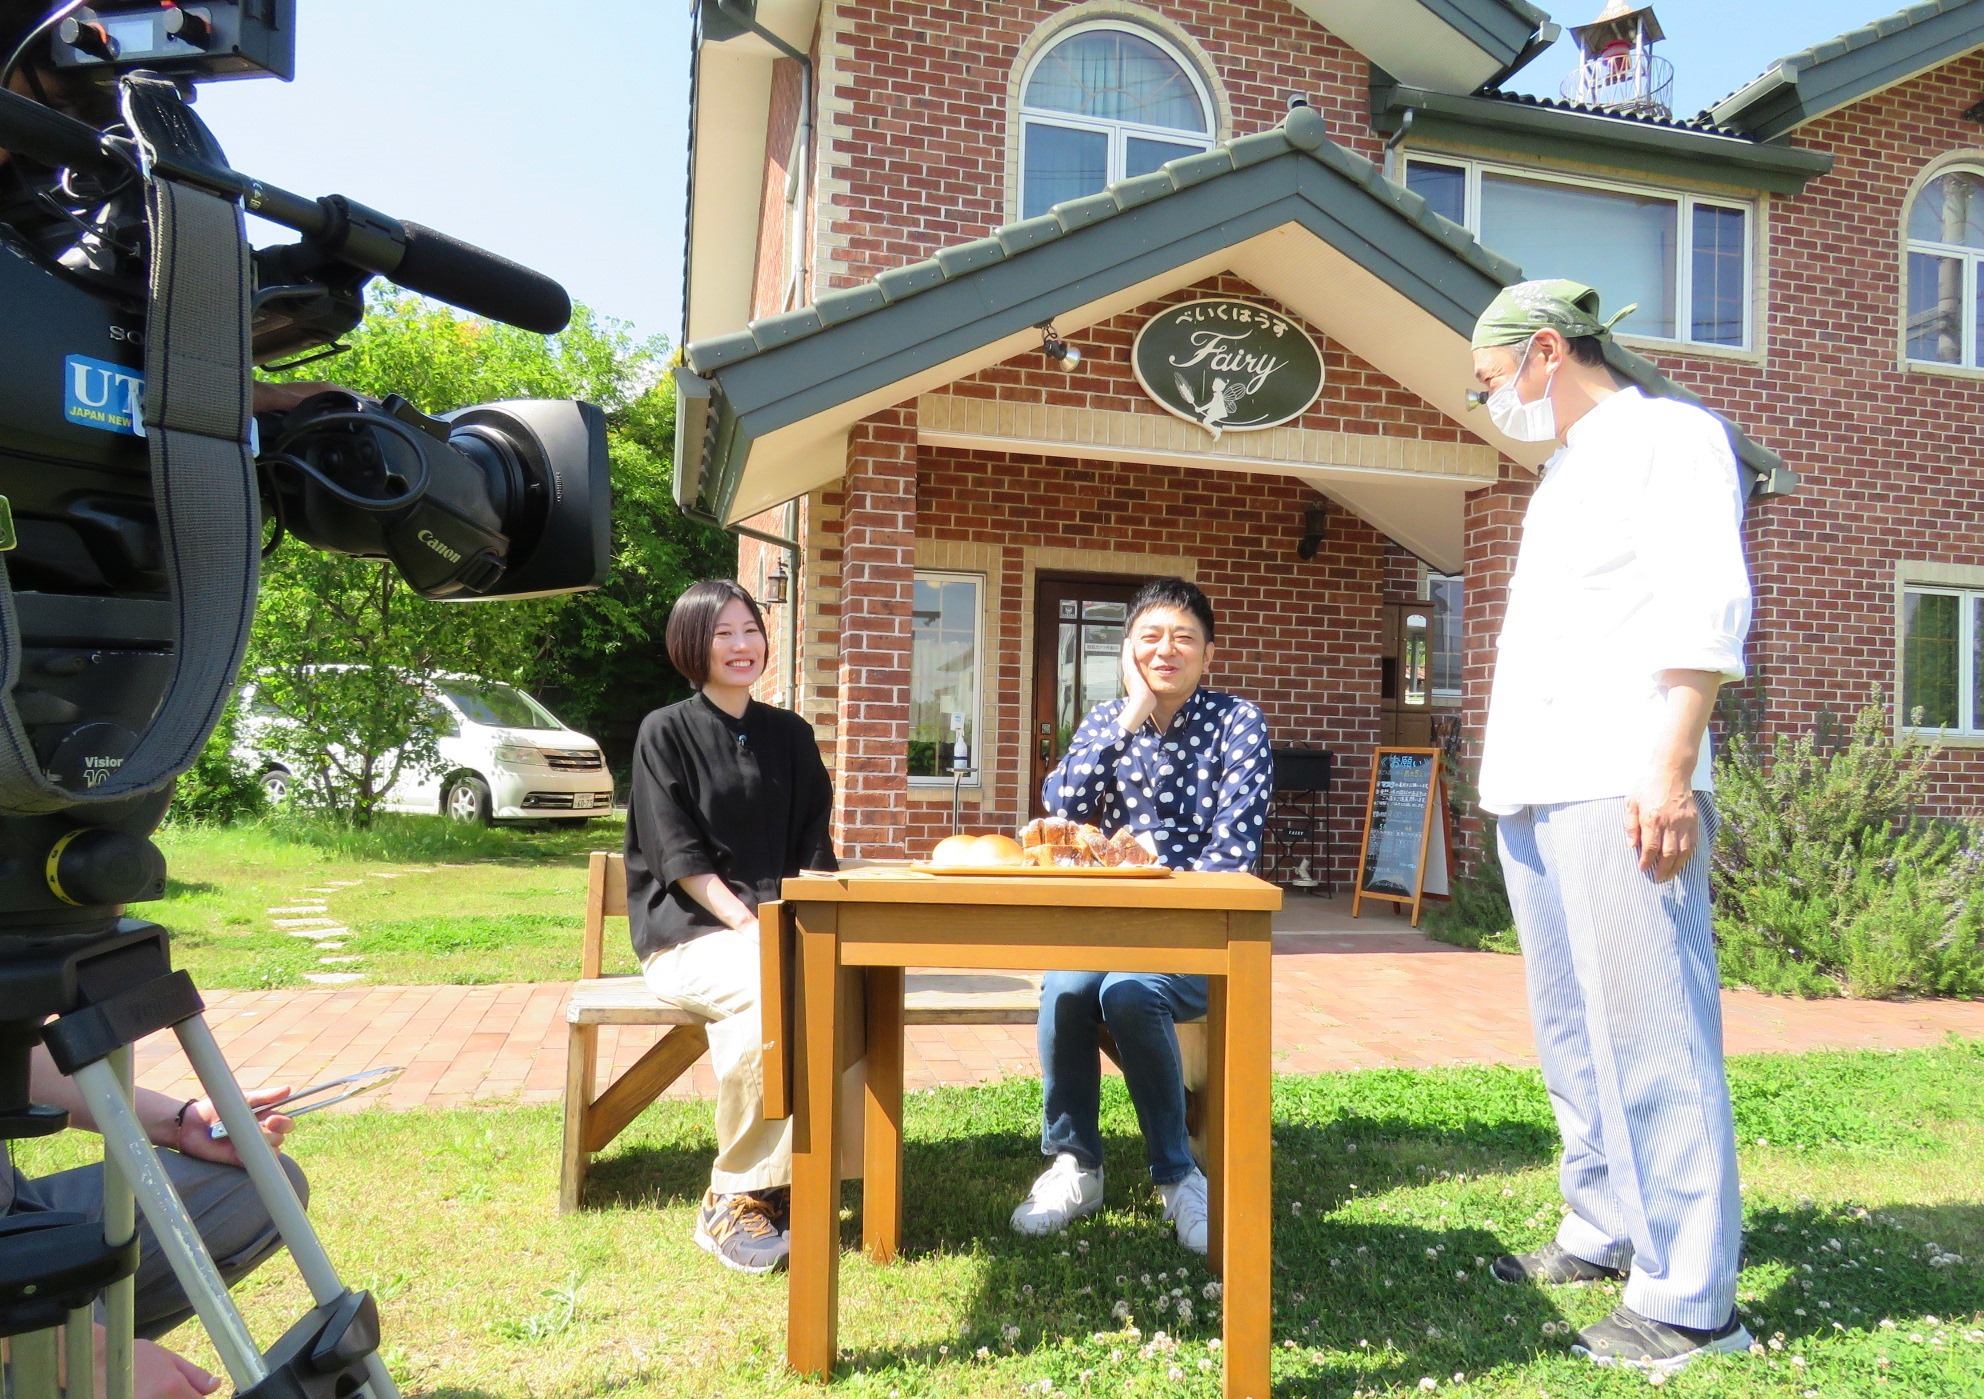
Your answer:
[863,965,905,1263]
[1221,918,1274,1399]
[1203,971,1227,1279]
[788,908,843,1379]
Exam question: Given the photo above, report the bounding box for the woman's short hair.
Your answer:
[665,580,766,687]
[1127,576,1216,642]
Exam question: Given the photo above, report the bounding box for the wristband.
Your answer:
[174,1098,197,1133]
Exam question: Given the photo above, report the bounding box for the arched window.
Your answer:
[1019,24,1212,220]
[1906,167,1984,366]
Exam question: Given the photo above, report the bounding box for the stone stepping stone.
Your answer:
[287,927,349,940]
[273,917,339,929]
[313,941,346,951]
[302,972,364,985]
[366,872,403,880]
[318,956,363,965]
[324,880,363,888]
[267,904,328,915]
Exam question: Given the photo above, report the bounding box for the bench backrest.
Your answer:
[581,851,628,980]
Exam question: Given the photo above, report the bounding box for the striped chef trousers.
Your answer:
[1496,795,1742,1330]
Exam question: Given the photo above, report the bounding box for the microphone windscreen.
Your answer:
[392,222,572,334]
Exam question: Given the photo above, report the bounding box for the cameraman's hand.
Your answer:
[252,381,356,414]
[171,1088,296,1166]
[92,1328,220,1399]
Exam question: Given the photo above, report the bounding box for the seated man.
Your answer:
[1011,577,1271,1253]
[8,1045,305,1399]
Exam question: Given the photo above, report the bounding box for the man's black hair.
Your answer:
[1127,576,1216,643]
[1565,335,1608,367]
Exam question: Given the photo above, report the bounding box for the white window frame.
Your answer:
[1017,20,1214,219]
[1420,565,1465,706]
[1899,583,1981,736]
[1401,153,1755,351]
[908,570,986,788]
[1903,166,1984,370]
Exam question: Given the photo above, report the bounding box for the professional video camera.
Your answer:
[0,4,613,1395]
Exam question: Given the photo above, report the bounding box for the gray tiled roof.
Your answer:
[686,107,1519,376]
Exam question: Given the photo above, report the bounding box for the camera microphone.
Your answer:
[393,222,571,336]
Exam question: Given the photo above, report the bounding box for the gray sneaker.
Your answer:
[1571,1305,1752,1374]
[694,1188,790,1274]
[1491,1240,1628,1285]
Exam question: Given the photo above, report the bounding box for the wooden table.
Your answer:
[763,869,1282,1399]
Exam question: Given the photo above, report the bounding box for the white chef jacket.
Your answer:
[1478,386,1752,816]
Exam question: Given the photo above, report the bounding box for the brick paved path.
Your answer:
[135,932,1984,1111]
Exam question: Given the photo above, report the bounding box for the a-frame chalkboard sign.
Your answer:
[1350,747,1454,927]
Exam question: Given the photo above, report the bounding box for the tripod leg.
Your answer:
[174,1016,401,1399]
[101,1050,133,1399]
[9,1330,58,1397]
[65,1311,93,1399]
[68,1061,268,1392]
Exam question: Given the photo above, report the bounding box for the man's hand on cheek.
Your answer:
[1118,637,1156,735]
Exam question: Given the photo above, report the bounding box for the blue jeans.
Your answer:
[1038,970,1208,1186]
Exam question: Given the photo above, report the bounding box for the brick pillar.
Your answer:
[1456,468,1531,869]
[832,406,917,860]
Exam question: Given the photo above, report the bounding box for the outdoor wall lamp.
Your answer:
[1037,322,1081,371]
[1296,502,1330,560]
[764,555,790,605]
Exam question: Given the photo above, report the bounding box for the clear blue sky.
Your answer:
[190,1,1901,348]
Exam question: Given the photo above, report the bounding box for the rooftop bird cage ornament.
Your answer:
[1562,1,1673,121]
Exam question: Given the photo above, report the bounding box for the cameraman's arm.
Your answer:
[28,1045,295,1164]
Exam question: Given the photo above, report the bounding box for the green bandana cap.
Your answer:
[1471,278,1637,351]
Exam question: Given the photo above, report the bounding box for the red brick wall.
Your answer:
[1631,51,1984,813]
[820,0,1382,289]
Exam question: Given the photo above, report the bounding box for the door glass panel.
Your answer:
[1054,619,1126,751]
[1902,590,1959,729]
[1082,600,1126,621]
[1059,598,1078,619]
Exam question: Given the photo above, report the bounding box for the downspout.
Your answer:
[712,0,814,313]
[1382,106,1415,183]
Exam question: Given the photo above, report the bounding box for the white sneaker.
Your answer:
[1159,1168,1209,1255]
[1010,1153,1104,1236]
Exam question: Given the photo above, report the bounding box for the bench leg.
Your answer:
[560,1022,599,1214]
[584,1024,710,1154]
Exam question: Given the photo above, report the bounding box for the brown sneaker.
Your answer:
[694,1189,790,1274]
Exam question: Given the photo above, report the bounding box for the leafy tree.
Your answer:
[240,293,728,823]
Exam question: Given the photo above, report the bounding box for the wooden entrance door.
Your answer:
[1030,575,1143,817]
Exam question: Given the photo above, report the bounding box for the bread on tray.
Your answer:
[1014,818,1158,868]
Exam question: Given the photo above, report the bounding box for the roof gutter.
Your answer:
[1480,20,1562,90]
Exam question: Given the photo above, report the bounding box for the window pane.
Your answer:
[1691,204,1746,346]
[1908,170,1984,249]
[1022,120,1108,219]
[1902,590,1960,729]
[1428,573,1463,697]
[1480,173,1679,339]
[1907,251,1963,363]
[1081,600,1126,621]
[1405,160,1467,226]
[910,576,980,776]
[1126,136,1200,179]
[1976,596,1984,731]
[1024,30,1206,132]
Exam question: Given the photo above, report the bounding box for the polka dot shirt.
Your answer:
[1042,688,1273,873]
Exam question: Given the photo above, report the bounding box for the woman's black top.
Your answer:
[624,692,836,961]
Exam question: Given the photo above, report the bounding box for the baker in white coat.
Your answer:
[1468,279,1754,1376]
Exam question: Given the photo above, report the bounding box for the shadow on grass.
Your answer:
[575,1139,713,1212]
[164,877,220,898]
[1741,1201,1984,1340]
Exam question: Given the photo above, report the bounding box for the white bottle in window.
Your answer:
[950,712,970,772]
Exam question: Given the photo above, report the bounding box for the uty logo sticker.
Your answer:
[63,354,146,436]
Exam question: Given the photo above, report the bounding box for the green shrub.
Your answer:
[1422,761,1520,954]
[164,705,267,827]
[1711,699,1984,998]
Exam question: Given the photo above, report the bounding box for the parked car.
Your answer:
[238,670,615,825]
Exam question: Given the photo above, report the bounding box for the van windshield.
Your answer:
[439,681,564,732]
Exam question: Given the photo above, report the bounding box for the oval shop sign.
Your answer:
[1132,299,1324,440]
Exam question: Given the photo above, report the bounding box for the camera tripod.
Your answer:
[1,920,397,1399]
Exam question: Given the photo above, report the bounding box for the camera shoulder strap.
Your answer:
[0,74,259,812]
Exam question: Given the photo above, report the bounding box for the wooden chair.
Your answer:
[560,853,1207,1211]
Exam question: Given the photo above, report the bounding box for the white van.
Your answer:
[240,671,616,825]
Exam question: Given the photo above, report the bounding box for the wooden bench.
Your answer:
[560,853,1206,1212]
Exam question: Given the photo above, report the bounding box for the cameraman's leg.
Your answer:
[35,1150,310,1339]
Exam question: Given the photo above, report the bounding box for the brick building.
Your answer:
[674,0,1984,876]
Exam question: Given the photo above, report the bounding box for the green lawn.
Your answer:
[152,815,638,989]
[19,1043,1984,1397]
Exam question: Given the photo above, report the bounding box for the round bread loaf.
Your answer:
[931,833,980,865]
[977,833,1025,866]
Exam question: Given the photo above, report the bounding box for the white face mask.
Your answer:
[1486,336,1559,443]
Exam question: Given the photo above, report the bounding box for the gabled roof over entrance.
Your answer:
[675,106,1793,569]
[1710,0,1984,140]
